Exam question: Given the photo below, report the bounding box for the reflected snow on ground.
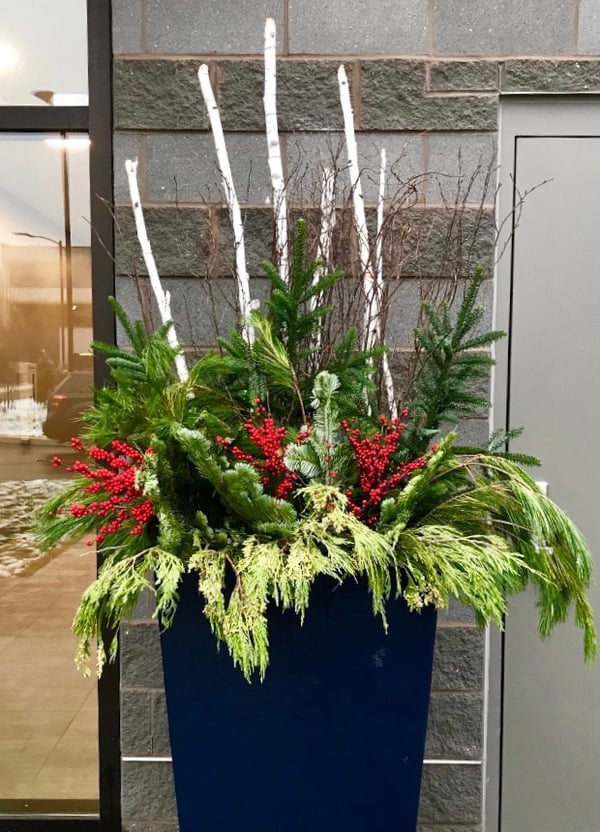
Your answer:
[0,479,66,576]
[0,398,45,438]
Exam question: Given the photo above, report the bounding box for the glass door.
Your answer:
[0,132,97,817]
[0,1,116,829]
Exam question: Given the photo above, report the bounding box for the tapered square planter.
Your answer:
[160,573,437,832]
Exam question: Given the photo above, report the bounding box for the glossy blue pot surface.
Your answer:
[160,573,437,832]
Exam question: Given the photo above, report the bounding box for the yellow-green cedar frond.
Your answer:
[394,525,527,627]
[185,486,398,681]
[189,546,227,642]
[478,455,596,661]
[73,546,185,677]
[418,453,596,661]
[300,485,395,621]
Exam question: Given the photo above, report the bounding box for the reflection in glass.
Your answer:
[0,2,87,105]
[0,134,98,814]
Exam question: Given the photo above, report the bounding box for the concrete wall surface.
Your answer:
[111,2,600,830]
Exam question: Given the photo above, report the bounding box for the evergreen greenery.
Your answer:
[35,230,596,681]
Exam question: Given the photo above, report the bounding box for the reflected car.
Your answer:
[42,371,94,442]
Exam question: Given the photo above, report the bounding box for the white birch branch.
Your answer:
[311,166,336,311]
[337,64,378,352]
[198,64,254,343]
[263,17,289,285]
[124,158,189,383]
[375,148,397,418]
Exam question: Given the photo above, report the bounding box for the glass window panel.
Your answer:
[0,133,98,815]
[0,2,87,106]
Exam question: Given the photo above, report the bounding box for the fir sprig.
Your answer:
[407,267,505,454]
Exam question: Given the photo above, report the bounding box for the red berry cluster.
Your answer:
[53,438,155,545]
[215,400,297,499]
[342,412,427,524]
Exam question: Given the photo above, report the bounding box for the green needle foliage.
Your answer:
[34,250,597,681]
[406,266,506,455]
[213,220,378,421]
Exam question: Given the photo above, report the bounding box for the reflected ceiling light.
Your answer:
[45,137,91,150]
[0,42,18,70]
[53,93,88,106]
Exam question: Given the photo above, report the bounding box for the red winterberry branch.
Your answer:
[342,414,427,524]
[216,401,298,499]
[53,438,155,545]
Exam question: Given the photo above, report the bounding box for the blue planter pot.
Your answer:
[160,573,437,832]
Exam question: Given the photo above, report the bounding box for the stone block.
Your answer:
[217,206,274,274]
[437,597,477,625]
[288,0,427,54]
[130,587,158,621]
[429,61,499,92]
[114,60,208,131]
[286,131,427,203]
[433,0,575,55]
[146,134,272,204]
[425,692,483,759]
[116,275,271,347]
[360,60,424,127]
[360,61,497,131]
[431,627,485,691]
[453,418,491,447]
[121,689,153,756]
[218,60,355,131]
[579,0,600,53]
[384,209,496,279]
[419,763,482,824]
[427,133,497,204]
[501,59,600,92]
[121,760,177,821]
[114,133,142,204]
[115,206,209,278]
[151,692,172,756]
[418,826,481,832]
[112,0,143,54]
[145,0,285,54]
[122,823,179,832]
[120,621,165,689]
[384,280,431,347]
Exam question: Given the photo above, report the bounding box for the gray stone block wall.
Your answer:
[111,1,600,830]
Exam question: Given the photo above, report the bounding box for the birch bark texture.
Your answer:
[310,166,336,315]
[337,65,379,354]
[263,17,289,285]
[125,158,189,383]
[376,148,397,417]
[198,64,254,343]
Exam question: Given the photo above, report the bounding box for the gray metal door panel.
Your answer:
[501,130,600,832]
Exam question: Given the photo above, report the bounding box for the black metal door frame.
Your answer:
[0,1,119,829]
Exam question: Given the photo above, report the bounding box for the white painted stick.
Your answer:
[375,147,387,323]
[337,65,377,352]
[311,166,336,311]
[263,17,289,285]
[124,158,189,382]
[375,148,397,418]
[198,64,254,343]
